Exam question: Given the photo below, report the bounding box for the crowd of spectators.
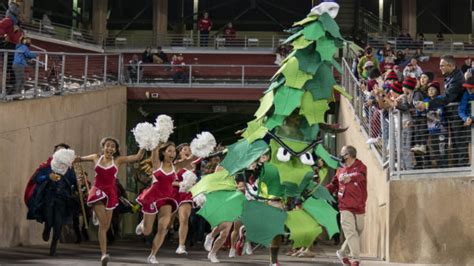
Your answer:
[353,43,473,170]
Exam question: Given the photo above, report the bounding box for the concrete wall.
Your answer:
[337,98,390,260]
[0,86,127,248]
[389,178,474,265]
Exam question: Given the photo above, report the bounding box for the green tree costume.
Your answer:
[190,3,351,249]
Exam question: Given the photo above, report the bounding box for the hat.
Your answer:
[428,81,440,91]
[463,76,474,89]
[385,70,398,81]
[402,77,417,90]
[390,82,403,94]
[363,61,375,69]
[421,71,434,82]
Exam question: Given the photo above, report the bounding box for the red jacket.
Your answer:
[198,18,212,31]
[24,157,52,204]
[326,159,367,214]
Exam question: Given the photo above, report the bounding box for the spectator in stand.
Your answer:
[1,2,22,91]
[394,50,406,66]
[352,50,365,80]
[274,45,288,65]
[397,77,417,170]
[439,55,467,166]
[12,37,37,97]
[458,76,474,129]
[153,46,170,65]
[403,58,423,79]
[172,54,187,83]
[223,22,236,42]
[375,49,384,65]
[383,43,393,57]
[461,57,472,74]
[361,61,375,80]
[198,12,212,47]
[126,54,142,83]
[411,71,433,156]
[42,12,53,34]
[379,54,395,73]
[417,33,425,42]
[357,46,379,80]
[436,31,444,42]
[142,47,153,63]
[413,48,429,62]
[422,82,448,168]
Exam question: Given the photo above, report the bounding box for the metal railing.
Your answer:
[341,54,474,179]
[367,36,474,54]
[389,103,473,179]
[0,49,121,101]
[358,7,400,37]
[105,32,289,50]
[122,63,278,88]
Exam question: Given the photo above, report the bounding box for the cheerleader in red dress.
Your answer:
[77,137,144,266]
[135,142,180,264]
[172,143,200,255]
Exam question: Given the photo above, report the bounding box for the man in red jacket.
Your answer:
[326,145,367,266]
[198,12,212,47]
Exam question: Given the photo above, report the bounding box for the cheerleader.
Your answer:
[77,137,144,265]
[135,141,180,264]
[173,143,200,255]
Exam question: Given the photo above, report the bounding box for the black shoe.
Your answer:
[49,240,57,256]
[42,227,51,242]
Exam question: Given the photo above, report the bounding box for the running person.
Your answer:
[135,142,180,264]
[77,137,144,265]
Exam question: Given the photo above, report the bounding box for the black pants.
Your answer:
[44,199,67,251]
[412,115,428,169]
[200,30,209,47]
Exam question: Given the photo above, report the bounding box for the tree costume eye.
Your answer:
[276,147,292,162]
[299,152,315,165]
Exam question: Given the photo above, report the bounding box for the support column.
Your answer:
[401,0,416,37]
[16,0,34,23]
[152,0,168,47]
[92,0,108,45]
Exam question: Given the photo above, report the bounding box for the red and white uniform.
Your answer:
[87,155,119,210]
[173,168,195,206]
[136,163,178,214]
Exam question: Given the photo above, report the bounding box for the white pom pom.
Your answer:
[190,132,217,158]
[154,115,174,143]
[132,122,160,151]
[51,149,76,175]
[193,193,207,207]
[179,170,198,192]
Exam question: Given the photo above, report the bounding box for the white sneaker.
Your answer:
[147,255,159,264]
[100,254,109,266]
[419,145,427,154]
[135,220,144,235]
[244,242,253,255]
[229,248,236,258]
[175,245,187,255]
[204,234,214,252]
[208,252,220,263]
[92,212,99,226]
